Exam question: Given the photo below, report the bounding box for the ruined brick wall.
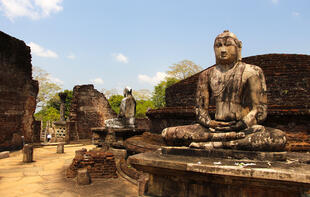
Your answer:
[165,73,201,107]
[66,148,117,179]
[68,85,116,140]
[0,31,38,151]
[243,54,310,114]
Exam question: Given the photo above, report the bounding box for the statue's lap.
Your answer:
[162,124,286,151]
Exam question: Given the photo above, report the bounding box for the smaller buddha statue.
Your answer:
[105,87,136,128]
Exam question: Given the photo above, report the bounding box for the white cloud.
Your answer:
[90,78,104,85]
[0,0,63,20]
[271,0,279,4]
[67,53,76,60]
[46,74,63,85]
[138,72,167,85]
[292,12,300,17]
[28,42,58,58]
[113,53,128,63]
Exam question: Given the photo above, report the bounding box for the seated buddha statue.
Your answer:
[162,30,286,151]
[105,87,136,128]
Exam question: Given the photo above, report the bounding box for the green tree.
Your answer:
[167,60,203,80]
[34,106,60,123]
[108,95,124,114]
[136,99,154,118]
[32,66,62,108]
[151,77,179,108]
[151,59,201,108]
[34,90,73,125]
[46,90,73,118]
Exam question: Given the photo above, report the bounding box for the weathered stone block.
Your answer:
[129,151,310,197]
[56,142,65,154]
[23,144,33,163]
[77,168,91,185]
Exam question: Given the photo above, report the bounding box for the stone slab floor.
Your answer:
[0,144,138,197]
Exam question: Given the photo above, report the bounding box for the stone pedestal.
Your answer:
[77,168,91,185]
[91,127,145,148]
[128,149,310,197]
[23,144,33,163]
[57,142,65,154]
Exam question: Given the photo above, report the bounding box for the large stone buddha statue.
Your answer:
[162,30,286,151]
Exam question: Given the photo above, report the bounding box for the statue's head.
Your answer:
[123,86,132,97]
[214,30,242,65]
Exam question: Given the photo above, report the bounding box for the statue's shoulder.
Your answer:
[241,62,264,76]
[197,67,213,84]
[200,66,215,77]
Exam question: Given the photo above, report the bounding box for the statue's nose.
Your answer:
[221,50,227,56]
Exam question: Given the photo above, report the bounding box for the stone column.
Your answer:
[57,142,65,154]
[58,92,67,121]
[23,144,33,163]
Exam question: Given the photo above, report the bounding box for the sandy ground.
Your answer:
[0,144,138,197]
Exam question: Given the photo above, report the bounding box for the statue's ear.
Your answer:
[238,40,242,48]
[237,41,242,61]
[129,89,132,95]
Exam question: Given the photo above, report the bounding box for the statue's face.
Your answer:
[214,37,238,65]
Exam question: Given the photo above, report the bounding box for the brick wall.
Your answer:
[0,31,38,151]
[68,85,116,140]
[66,148,117,179]
[165,72,201,107]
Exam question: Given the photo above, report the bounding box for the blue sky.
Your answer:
[1,0,309,93]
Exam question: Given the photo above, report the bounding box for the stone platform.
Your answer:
[161,146,287,161]
[91,127,145,148]
[124,132,165,154]
[128,149,310,197]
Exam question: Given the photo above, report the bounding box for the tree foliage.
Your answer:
[136,99,153,118]
[108,95,124,114]
[167,60,203,80]
[33,66,61,108]
[151,59,200,108]
[34,90,73,124]
[46,90,73,118]
[151,77,179,108]
[34,106,60,123]
[132,89,152,100]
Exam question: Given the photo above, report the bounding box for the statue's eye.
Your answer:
[215,42,222,47]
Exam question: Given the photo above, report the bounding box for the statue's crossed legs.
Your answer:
[162,124,286,151]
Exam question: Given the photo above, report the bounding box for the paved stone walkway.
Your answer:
[0,145,138,197]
